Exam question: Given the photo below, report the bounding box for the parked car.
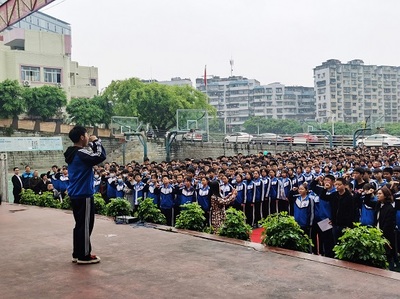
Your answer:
[182,129,204,142]
[251,133,284,144]
[292,133,319,145]
[356,134,400,147]
[224,132,253,143]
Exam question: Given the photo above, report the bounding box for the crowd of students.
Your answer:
[11,165,68,203]
[13,146,400,268]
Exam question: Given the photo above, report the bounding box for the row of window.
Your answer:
[21,66,61,83]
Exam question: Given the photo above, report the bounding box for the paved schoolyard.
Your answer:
[1,203,400,299]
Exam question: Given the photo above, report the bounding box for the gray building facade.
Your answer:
[196,76,315,131]
[314,59,400,125]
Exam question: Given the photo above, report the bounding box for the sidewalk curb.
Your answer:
[152,223,400,281]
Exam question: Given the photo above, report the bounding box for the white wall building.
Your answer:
[0,11,98,100]
[314,59,400,125]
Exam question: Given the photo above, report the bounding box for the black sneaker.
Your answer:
[77,255,101,264]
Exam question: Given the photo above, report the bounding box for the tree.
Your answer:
[24,85,67,120]
[383,123,400,136]
[319,121,362,135]
[92,95,114,128]
[102,78,214,133]
[102,78,143,117]
[66,98,105,126]
[0,79,25,118]
[243,117,302,135]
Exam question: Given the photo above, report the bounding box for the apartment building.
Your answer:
[314,59,400,125]
[142,77,192,87]
[0,11,98,100]
[196,76,315,131]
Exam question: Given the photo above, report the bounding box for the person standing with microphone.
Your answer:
[64,126,106,264]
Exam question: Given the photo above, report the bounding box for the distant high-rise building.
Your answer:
[314,59,400,125]
[196,76,315,131]
[142,77,192,87]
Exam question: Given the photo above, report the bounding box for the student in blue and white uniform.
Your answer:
[278,169,292,213]
[288,184,315,245]
[196,177,211,225]
[359,183,377,226]
[268,169,281,216]
[233,173,247,213]
[252,170,264,226]
[260,168,271,219]
[156,176,176,226]
[244,172,255,227]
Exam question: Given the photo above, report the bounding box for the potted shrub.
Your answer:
[137,198,166,224]
[175,203,205,232]
[333,223,389,269]
[60,195,72,210]
[260,211,313,253]
[20,189,38,206]
[218,207,252,241]
[94,193,107,215]
[37,191,61,208]
[106,198,132,218]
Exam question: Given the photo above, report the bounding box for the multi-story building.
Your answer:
[142,77,192,87]
[196,76,315,131]
[314,59,400,125]
[0,11,98,100]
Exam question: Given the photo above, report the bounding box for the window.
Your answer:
[21,66,40,81]
[90,79,97,86]
[44,68,61,83]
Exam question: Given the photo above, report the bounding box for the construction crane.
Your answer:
[0,0,55,32]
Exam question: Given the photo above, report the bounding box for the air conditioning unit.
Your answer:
[23,80,30,87]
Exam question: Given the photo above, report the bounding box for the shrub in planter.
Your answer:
[218,207,252,241]
[20,189,39,206]
[94,193,107,215]
[333,223,389,269]
[106,198,131,218]
[37,191,61,208]
[175,203,205,232]
[60,195,72,210]
[260,211,313,252]
[137,198,166,224]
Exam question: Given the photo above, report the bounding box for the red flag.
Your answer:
[204,65,207,88]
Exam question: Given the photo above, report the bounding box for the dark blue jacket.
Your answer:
[63,139,106,199]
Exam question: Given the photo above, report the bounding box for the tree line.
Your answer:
[2,78,400,136]
[0,79,214,134]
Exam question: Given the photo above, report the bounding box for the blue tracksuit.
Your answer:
[159,184,175,209]
[292,193,315,229]
[234,181,247,205]
[197,185,211,211]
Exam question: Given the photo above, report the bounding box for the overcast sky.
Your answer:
[43,0,400,89]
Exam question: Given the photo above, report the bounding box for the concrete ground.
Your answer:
[1,203,400,299]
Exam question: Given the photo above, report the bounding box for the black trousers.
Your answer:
[71,197,95,259]
[13,189,21,204]
[161,208,174,226]
[244,203,255,226]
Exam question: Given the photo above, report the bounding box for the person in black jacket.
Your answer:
[325,177,357,244]
[364,185,397,270]
[11,167,23,204]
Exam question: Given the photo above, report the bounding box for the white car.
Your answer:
[356,134,400,147]
[224,132,253,143]
[251,133,285,144]
[182,130,204,142]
